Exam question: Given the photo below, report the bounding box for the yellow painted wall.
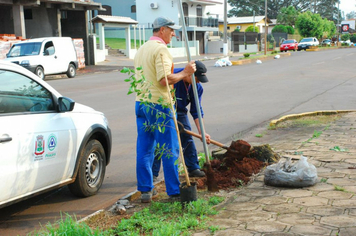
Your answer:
[219,19,266,33]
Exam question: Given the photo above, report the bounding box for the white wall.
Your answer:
[238,44,258,53]
[136,0,180,28]
[136,0,213,28]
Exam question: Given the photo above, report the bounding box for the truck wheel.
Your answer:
[66,64,76,78]
[68,140,106,197]
[35,67,45,80]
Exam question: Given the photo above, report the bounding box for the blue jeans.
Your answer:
[135,101,180,196]
[152,111,201,177]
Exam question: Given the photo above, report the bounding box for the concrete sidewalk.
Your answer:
[193,111,356,236]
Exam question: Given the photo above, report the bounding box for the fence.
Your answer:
[231,32,258,53]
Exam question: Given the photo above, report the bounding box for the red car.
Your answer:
[280,39,298,52]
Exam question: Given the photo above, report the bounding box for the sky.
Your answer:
[206,0,356,18]
[339,0,356,14]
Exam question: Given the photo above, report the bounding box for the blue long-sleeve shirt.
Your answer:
[173,68,204,120]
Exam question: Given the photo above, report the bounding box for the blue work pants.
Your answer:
[135,101,180,196]
[152,111,200,176]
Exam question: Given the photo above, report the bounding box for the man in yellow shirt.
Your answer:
[134,16,196,203]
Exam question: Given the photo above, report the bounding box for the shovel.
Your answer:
[177,121,240,155]
[160,54,197,204]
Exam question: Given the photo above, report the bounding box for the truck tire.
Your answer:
[68,139,106,197]
[35,66,45,80]
[66,64,76,78]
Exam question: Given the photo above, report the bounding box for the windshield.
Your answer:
[7,42,42,57]
[282,40,295,44]
[300,38,313,43]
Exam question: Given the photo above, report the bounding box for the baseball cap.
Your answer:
[195,61,208,83]
[153,16,181,30]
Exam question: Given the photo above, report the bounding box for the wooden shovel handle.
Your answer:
[182,128,229,150]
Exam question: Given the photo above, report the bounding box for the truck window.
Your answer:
[44,41,55,56]
[7,43,41,57]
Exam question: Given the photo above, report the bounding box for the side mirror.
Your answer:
[58,97,75,112]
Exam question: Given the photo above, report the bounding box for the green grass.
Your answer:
[28,213,111,236]
[97,38,142,49]
[329,146,348,152]
[276,114,342,129]
[29,197,225,236]
[238,52,277,60]
[334,185,346,192]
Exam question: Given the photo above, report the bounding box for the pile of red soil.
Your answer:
[197,140,275,190]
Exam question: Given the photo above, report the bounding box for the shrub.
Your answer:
[245,25,259,33]
[341,33,350,41]
[286,25,295,34]
[271,50,278,54]
[272,25,288,33]
[243,53,250,58]
[350,34,356,43]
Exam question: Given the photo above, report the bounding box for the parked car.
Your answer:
[4,37,78,80]
[321,39,332,46]
[280,39,298,52]
[0,60,111,208]
[297,37,319,51]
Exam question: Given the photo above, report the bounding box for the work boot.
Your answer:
[189,169,206,177]
[141,189,158,203]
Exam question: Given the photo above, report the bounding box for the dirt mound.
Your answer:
[193,140,280,190]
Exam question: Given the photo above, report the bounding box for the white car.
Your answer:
[0,60,111,208]
[297,37,319,51]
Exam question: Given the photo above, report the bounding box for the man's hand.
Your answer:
[184,60,196,74]
[182,61,196,84]
[204,133,211,144]
[160,61,196,86]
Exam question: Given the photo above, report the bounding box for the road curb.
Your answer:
[269,110,356,127]
[231,52,291,65]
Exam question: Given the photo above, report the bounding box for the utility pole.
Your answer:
[223,0,228,56]
[264,0,267,55]
[253,10,255,32]
[337,1,340,43]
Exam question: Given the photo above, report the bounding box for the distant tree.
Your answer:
[277,6,299,26]
[286,25,295,34]
[228,0,341,23]
[346,11,356,20]
[272,25,288,33]
[245,25,259,33]
[321,19,336,39]
[295,11,324,39]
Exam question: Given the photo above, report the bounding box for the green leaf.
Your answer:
[120,67,131,73]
